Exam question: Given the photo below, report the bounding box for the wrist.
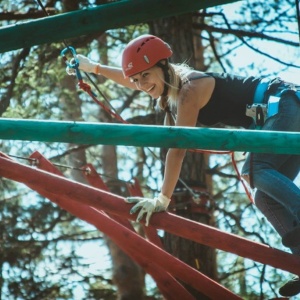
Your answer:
[158,193,171,206]
[94,64,101,75]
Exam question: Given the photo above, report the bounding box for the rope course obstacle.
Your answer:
[1,0,300,298]
[0,151,299,299]
[0,0,238,53]
[0,118,299,154]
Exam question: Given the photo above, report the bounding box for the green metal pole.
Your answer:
[0,0,238,53]
[0,118,299,154]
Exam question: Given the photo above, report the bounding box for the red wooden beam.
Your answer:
[0,154,299,277]
[80,163,193,299]
[126,177,164,248]
[31,153,195,300]
[1,152,238,299]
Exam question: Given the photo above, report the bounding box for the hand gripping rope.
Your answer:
[61,46,129,124]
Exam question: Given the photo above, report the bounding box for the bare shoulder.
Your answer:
[178,71,215,110]
[175,72,215,127]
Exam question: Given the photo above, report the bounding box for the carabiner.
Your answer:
[61,46,79,68]
[61,46,82,80]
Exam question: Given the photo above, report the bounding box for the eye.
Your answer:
[142,72,149,78]
[130,77,138,83]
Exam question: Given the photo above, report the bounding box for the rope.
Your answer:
[7,153,153,194]
[191,149,254,203]
[35,0,254,204]
[74,71,253,202]
[77,79,129,124]
[230,152,254,203]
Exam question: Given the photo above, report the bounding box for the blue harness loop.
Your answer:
[247,78,270,129]
[251,78,300,129]
[247,78,300,188]
[253,78,270,105]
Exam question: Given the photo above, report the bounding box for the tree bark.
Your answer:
[98,33,145,300]
[149,13,217,299]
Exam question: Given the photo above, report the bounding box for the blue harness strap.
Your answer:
[248,79,300,188]
[253,78,270,104]
[252,79,300,127]
[248,78,270,129]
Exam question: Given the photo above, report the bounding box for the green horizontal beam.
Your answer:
[0,118,299,154]
[0,0,238,53]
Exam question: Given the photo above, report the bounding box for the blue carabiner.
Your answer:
[61,46,82,80]
[61,46,79,68]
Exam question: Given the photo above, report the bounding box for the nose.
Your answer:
[136,81,143,90]
[137,78,147,90]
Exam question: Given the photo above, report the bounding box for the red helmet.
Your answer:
[122,34,173,77]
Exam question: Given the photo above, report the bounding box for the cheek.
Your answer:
[158,79,166,91]
[134,82,141,90]
[153,75,164,87]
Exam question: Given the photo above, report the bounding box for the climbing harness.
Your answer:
[246,78,300,188]
[247,77,300,129]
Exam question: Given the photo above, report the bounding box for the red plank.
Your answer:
[0,154,299,277]
[126,178,164,248]
[0,153,239,299]
[28,153,198,300]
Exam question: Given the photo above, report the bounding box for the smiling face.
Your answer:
[130,65,165,98]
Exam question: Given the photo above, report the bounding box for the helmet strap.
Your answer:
[156,59,170,97]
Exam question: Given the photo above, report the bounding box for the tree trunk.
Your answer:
[98,33,145,300]
[60,75,88,184]
[60,2,145,296]
[149,14,217,299]
[101,121,145,300]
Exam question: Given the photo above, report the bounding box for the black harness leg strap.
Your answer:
[255,105,265,128]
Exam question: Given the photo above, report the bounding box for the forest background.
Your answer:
[0,0,300,299]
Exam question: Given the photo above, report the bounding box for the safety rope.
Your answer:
[78,78,128,124]
[61,47,254,203]
[9,153,130,185]
[191,149,254,203]
[36,0,254,205]
[7,152,251,213]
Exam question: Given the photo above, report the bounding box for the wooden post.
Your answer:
[0,118,298,154]
[0,0,238,53]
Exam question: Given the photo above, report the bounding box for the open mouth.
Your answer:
[146,85,155,93]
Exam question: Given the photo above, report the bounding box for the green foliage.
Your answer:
[87,281,117,299]
[0,180,107,299]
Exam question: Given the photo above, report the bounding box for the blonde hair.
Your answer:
[156,62,193,125]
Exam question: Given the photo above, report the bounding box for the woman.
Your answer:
[67,34,300,297]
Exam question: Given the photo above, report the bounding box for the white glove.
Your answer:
[66,54,100,75]
[126,193,171,226]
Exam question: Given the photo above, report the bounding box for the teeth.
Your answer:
[147,85,154,92]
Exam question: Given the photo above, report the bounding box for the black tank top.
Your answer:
[190,73,261,128]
